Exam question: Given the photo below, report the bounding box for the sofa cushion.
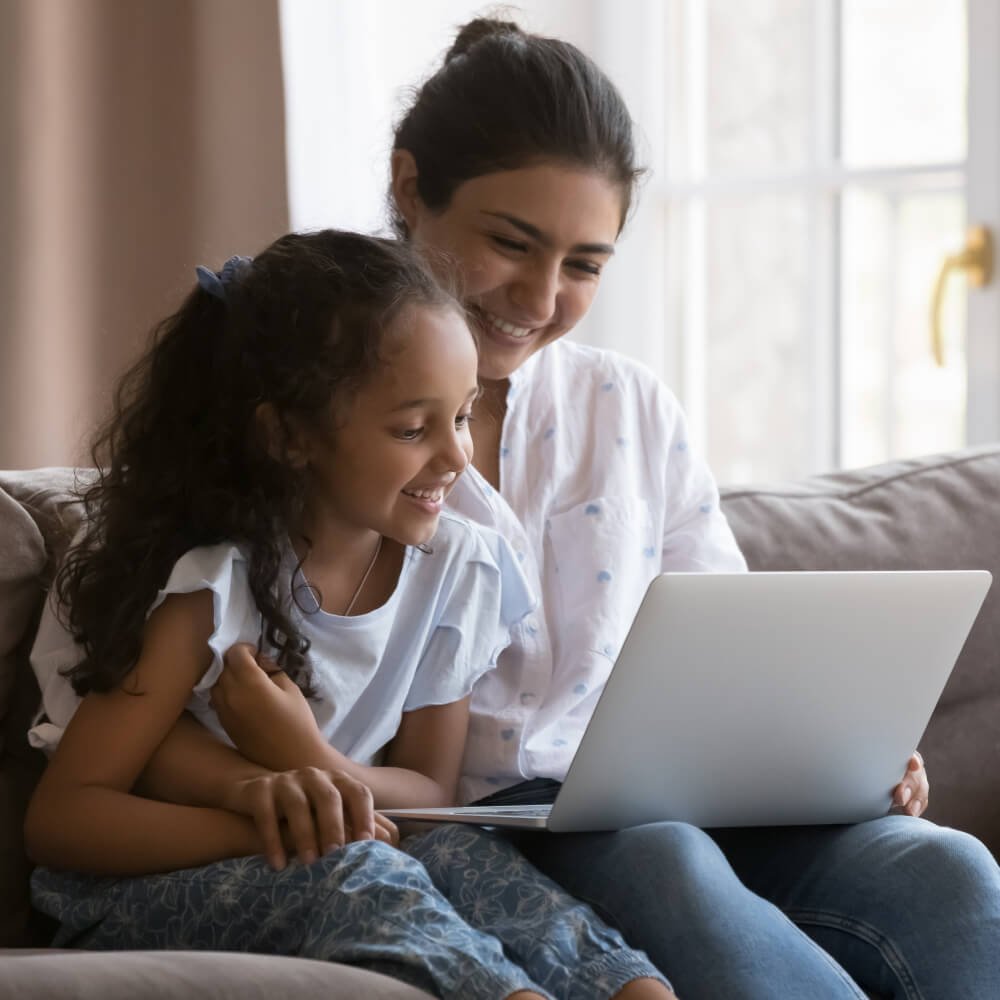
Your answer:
[720,444,1000,855]
[0,950,435,999]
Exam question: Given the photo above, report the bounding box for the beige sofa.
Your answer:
[2,447,999,996]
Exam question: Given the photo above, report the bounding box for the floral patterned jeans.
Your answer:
[31,824,667,1000]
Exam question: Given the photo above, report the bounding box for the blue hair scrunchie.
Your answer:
[195,255,254,301]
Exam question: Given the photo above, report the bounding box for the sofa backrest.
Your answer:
[720,444,1000,857]
[0,468,87,946]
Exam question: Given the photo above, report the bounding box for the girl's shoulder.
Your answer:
[153,542,251,618]
[163,541,248,586]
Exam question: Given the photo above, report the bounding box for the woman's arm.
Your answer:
[210,643,470,807]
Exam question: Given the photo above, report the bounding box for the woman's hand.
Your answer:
[891,751,929,817]
[211,642,327,772]
[220,767,399,870]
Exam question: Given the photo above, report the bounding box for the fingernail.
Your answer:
[900,786,912,805]
[270,856,286,871]
[302,849,317,865]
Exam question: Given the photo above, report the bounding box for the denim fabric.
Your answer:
[32,840,541,1000]
[494,795,1000,1000]
[403,823,668,999]
[32,831,668,1000]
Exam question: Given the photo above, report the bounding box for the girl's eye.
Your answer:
[491,234,528,253]
[395,428,423,441]
[455,412,474,429]
[567,259,602,277]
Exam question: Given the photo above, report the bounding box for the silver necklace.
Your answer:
[343,536,383,616]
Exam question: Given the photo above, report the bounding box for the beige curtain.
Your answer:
[0,0,289,468]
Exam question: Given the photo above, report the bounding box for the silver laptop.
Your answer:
[384,571,991,831]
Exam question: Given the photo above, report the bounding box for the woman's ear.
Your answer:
[391,149,422,233]
[255,403,309,469]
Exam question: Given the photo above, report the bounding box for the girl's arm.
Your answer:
[24,590,258,873]
[24,592,378,875]
[209,643,470,807]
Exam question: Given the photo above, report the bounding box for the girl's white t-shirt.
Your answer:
[29,513,534,765]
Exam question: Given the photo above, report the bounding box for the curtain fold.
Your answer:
[0,0,289,468]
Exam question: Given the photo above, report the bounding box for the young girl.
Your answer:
[24,230,674,1000]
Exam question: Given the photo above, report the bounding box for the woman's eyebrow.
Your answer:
[481,211,615,256]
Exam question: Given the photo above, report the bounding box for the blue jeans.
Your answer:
[494,783,1000,1000]
[32,832,665,1000]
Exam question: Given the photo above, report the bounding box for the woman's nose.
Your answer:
[509,260,560,323]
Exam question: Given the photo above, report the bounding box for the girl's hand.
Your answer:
[211,643,327,771]
[891,751,929,817]
[221,767,399,870]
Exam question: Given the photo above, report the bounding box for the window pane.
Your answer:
[840,189,966,468]
[841,0,967,167]
[702,194,815,483]
[704,1,815,175]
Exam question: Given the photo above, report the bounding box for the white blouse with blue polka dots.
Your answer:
[448,339,747,803]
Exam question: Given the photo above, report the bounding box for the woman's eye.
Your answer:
[567,259,602,277]
[491,234,528,253]
[455,413,474,429]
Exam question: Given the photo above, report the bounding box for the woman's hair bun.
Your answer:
[445,17,523,62]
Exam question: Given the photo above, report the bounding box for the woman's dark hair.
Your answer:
[57,230,461,697]
[391,17,644,236]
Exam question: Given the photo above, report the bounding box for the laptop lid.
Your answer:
[545,570,990,831]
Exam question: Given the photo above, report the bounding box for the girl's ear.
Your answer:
[391,149,422,233]
[255,403,309,469]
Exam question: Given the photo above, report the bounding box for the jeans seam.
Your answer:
[788,907,924,1000]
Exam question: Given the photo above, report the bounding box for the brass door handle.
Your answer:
[930,225,993,366]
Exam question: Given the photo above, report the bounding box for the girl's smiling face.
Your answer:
[298,303,478,548]
[394,158,624,381]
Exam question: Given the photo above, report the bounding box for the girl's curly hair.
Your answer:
[56,229,461,697]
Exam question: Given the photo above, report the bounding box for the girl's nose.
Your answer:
[438,433,470,475]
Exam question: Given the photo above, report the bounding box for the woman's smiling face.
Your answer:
[394,158,624,381]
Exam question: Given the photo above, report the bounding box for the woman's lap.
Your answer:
[510,815,1000,1000]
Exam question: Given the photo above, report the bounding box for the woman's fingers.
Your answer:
[244,780,288,871]
[892,752,929,817]
[374,813,400,847]
[335,772,376,842]
[273,774,322,865]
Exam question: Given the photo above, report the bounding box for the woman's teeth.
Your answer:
[484,312,532,339]
[404,487,444,502]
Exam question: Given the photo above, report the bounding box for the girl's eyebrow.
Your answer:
[481,211,615,256]
[390,387,480,412]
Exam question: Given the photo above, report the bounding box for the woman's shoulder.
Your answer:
[538,340,676,401]
[526,341,684,431]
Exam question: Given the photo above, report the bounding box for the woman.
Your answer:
[135,16,999,1000]
[380,17,999,1000]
